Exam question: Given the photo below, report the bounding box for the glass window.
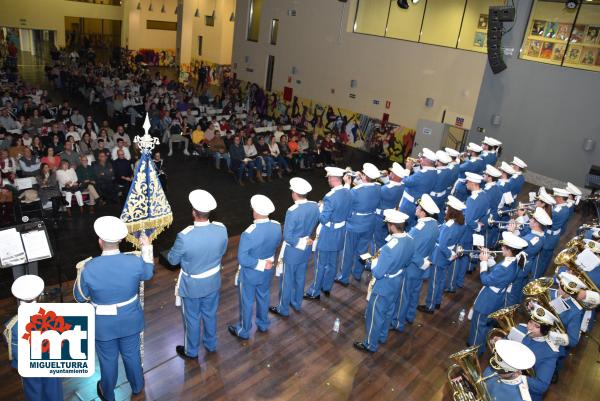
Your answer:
[457,0,507,53]
[353,0,389,37]
[270,19,279,45]
[563,3,600,72]
[420,0,466,48]
[247,0,264,42]
[385,0,426,42]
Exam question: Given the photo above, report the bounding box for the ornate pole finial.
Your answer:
[134,114,160,154]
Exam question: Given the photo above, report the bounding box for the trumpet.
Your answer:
[498,203,535,216]
[406,156,421,167]
[487,218,525,231]
[456,246,502,258]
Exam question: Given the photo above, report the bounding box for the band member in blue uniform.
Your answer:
[537,188,571,277]
[336,163,381,285]
[496,161,517,221]
[565,182,582,222]
[305,167,352,299]
[353,209,414,353]
[452,143,485,203]
[548,272,585,358]
[399,148,438,228]
[229,195,282,340]
[431,150,455,224]
[270,178,319,317]
[74,216,154,401]
[508,157,527,198]
[4,275,63,401]
[167,189,228,359]
[391,194,439,330]
[481,136,501,166]
[374,162,408,249]
[483,164,503,247]
[468,232,527,355]
[420,195,466,313]
[573,241,600,333]
[482,339,536,401]
[451,172,490,292]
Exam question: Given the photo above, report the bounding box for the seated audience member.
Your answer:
[268,135,290,175]
[113,125,132,147]
[93,152,117,203]
[153,151,167,190]
[31,136,46,158]
[49,134,64,154]
[255,135,275,180]
[113,149,133,189]
[208,132,230,170]
[191,124,206,155]
[319,133,335,166]
[94,139,111,161]
[279,134,296,171]
[111,138,131,161]
[36,163,62,220]
[55,160,84,216]
[76,155,100,210]
[78,132,97,160]
[1,149,17,183]
[59,141,80,168]
[166,122,191,157]
[274,125,285,142]
[41,146,62,171]
[70,108,85,128]
[18,147,41,177]
[229,135,256,186]
[298,135,314,170]
[243,137,264,183]
[98,128,114,148]
[9,137,26,159]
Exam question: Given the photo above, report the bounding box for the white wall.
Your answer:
[231,0,488,129]
[122,0,178,50]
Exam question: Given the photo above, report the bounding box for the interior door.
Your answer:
[414,119,445,155]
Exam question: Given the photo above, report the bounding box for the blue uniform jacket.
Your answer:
[460,190,490,247]
[378,181,405,212]
[372,233,414,297]
[399,167,437,211]
[431,219,465,268]
[406,218,439,278]
[238,219,282,286]
[474,258,518,314]
[549,287,583,349]
[482,151,497,167]
[484,182,503,219]
[283,200,320,264]
[508,173,525,198]
[484,366,529,401]
[346,182,381,233]
[515,325,559,400]
[521,230,545,278]
[458,158,479,178]
[167,221,228,298]
[543,204,570,251]
[74,253,154,341]
[431,166,454,208]
[316,185,352,252]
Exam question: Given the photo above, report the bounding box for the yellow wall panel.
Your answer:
[354,0,389,37]
[420,0,466,48]
[385,0,425,42]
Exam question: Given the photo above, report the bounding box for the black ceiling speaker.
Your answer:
[397,0,409,10]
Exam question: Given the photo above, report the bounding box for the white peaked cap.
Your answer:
[529,302,559,326]
[558,271,586,292]
[383,209,409,224]
[11,275,44,301]
[495,339,536,371]
[512,157,527,169]
[189,189,217,212]
[533,207,552,226]
[553,187,570,198]
[465,172,483,184]
[489,137,502,146]
[537,191,556,205]
[499,161,516,175]
[467,142,483,153]
[289,177,312,195]
[325,166,345,177]
[419,193,440,215]
[390,162,409,178]
[422,147,437,162]
[566,182,582,196]
[500,231,528,249]
[483,136,494,145]
[445,147,460,157]
[251,194,275,216]
[362,163,381,180]
[485,164,502,178]
[436,150,452,164]
[94,216,128,243]
[447,195,466,211]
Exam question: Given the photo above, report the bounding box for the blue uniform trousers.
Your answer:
[468,310,491,355]
[363,293,394,352]
[454,254,470,288]
[22,377,63,401]
[425,264,447,310]
[391,275,410,331]
[234,273,272,339]
[96,333,144,401]
[276,261,308,315]
[392,272,422,328]
[373,217,388,250]
[338,230,372,283]
[445,259,461,292]
[506,277,526,306]
[306,250,338,296]
[181,290,220,356]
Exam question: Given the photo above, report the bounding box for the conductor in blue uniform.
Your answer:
[353,209,414,353]
[167,189,228,359]
[74,216,154,401]
[229,195,282,340]
[305,167,352,299]
[270,178,319,317]
[335,163,381,285]
[373,162,407,249]
[398,148,438,228]
[4,275,63,401]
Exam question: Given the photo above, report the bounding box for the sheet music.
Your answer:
[21,230,52,262]
[0,228,27,267]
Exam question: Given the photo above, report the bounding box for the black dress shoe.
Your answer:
[417,305,434,314]
[268,306,288,317]
[97,381,108,401]
[228,325,246,340]
[334,278,349,287]
[322,290,331,297]
[303,293,320,300]
[175,345,196,360]
[444,289,456,294]
[435,304,441,310]
[353,341,374,353]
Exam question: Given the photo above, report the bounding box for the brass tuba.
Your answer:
[486,304,519,353]
[447,345,492,401]
[554,243,600,303]
[522,277,567,333]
